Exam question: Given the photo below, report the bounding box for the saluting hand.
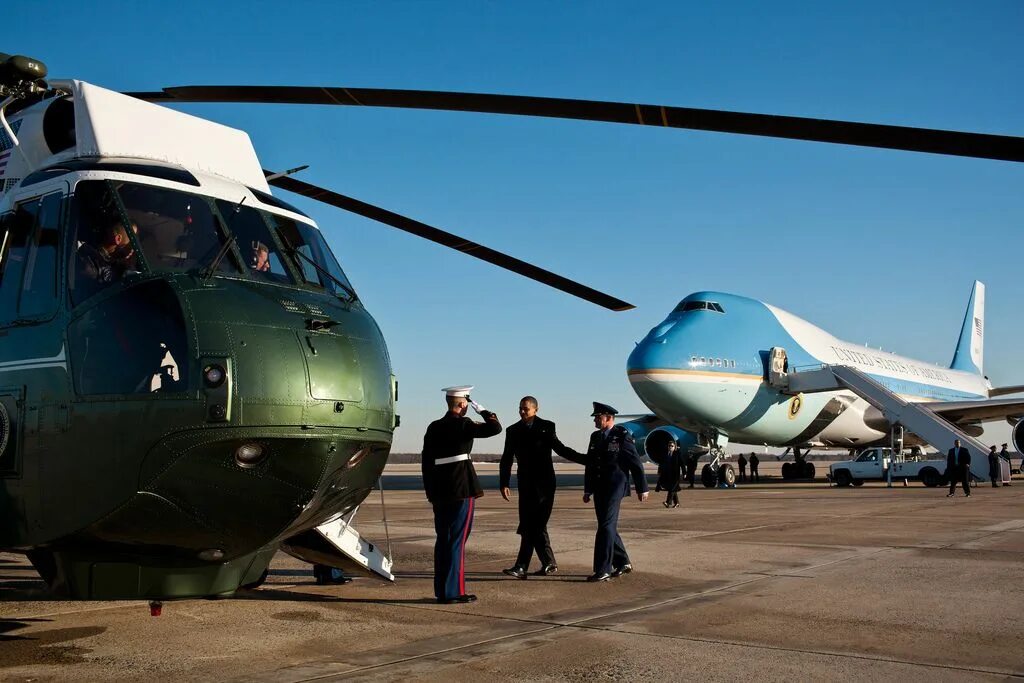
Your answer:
[500,486,512,502]
[638,491,649,503]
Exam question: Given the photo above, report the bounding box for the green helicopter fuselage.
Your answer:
[0,162,396,599]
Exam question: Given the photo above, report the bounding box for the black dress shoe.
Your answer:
[532,564,558,576]
[610,564,633,578]
[438,594,478,604]
[502,566,528,580]
[586,572,611,582]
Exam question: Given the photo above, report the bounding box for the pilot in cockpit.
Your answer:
[252,241,271,273]
[74,219,138,301]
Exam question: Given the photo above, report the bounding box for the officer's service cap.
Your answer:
[443,385,473,398]
[591,402,618,416]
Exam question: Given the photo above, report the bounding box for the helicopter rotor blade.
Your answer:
[262,171,634,312]
[130,85,1024,163]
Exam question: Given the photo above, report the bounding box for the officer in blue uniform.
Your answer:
[422,386,501,603]
[552,402,648,582]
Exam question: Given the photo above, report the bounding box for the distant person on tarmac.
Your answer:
[738,453,747,482]
[999,444,1013,486]
[749,453,760,483]
[685,453,698,488]
[988,445,1001,488]
[946,439,971,498]
[657,441,683,508]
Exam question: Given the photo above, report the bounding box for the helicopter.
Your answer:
[0,52,1020,600]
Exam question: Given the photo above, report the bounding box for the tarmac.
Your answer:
[2,462,1023,681]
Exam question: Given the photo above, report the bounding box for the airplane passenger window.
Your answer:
[700,357,706,365]
[715,359,722,367]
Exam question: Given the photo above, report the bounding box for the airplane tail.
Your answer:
[950,280,984,375]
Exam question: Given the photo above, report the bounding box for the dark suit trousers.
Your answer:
[948,465,970,495]
[514,487,555,568]
[592,490,629,574]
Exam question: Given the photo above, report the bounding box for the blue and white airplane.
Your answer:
[624,281,1024,484]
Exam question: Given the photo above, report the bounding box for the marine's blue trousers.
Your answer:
[433,497,475,600]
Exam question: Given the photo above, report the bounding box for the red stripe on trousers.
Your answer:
[459,497,474,595]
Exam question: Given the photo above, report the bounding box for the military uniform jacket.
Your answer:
[581,426,648,499]
[422,411,502,505]
[499,417,558,495]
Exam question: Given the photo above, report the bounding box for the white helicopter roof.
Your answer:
[59,80,269,192]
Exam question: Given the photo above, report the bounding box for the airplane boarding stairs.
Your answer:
[784,364,992,481]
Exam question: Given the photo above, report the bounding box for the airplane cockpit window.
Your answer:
[214,200,294,284]
[266,215,357,300]
[673,300,725,314]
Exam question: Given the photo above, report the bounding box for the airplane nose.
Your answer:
[627,323,676,372]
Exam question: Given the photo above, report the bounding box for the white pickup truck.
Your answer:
[829,447,946,488]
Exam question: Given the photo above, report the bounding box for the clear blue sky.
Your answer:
[10,1,1022,451]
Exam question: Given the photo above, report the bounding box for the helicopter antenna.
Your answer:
[264,164,309,182]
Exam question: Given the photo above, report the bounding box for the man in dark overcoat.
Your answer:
[500,396,561,578]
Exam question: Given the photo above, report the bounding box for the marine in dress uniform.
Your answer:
[552,402,648,582]
[499,396,560,579]
[422,386,502,603]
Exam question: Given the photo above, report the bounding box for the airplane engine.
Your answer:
[643,427,703,465]
[1012,418,1024,455]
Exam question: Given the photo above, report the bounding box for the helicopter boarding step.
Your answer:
[280,507,394,582]
[785,364,991,481]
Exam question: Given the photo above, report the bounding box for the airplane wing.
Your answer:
[989,385,1024,398]
[924,398,1024,423]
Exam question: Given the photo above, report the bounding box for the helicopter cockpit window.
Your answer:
[267,215,356,299]
[70,182,141,307]
[0,203,36,324]
[214,200,293,284]
[18,192,61,320]
[112,183,240,277]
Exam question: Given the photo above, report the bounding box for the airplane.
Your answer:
[624,281,1024,486]
[0,52,1021,600]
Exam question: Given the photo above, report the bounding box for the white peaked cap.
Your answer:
[443,385,474,398]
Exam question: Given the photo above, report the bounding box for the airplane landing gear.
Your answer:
[782,447,816,480]
[700,440,735,487]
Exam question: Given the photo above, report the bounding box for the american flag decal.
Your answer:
[974,317,983,337]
